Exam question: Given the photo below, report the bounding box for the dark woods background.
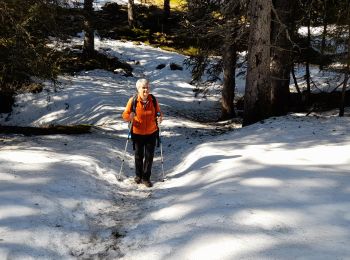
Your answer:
[1,0,349,126]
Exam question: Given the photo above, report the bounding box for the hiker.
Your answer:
[122,78,163,187]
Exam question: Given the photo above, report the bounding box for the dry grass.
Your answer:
[140,0,186,11]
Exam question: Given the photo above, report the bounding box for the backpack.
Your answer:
[130,93,160,149]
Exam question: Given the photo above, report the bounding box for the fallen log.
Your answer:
[0,125,91,135]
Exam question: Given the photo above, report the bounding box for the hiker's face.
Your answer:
[138,83,150,100]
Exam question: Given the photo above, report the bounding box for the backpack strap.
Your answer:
[149,94,158,113]
[131,94,138,114]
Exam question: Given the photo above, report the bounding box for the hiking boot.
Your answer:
[134,176,142,184]
[142,179,153,188]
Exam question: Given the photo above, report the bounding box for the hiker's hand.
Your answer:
[157,115,163,124]
[129,112,135,121]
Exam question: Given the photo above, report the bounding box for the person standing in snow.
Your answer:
[122,78,163,187]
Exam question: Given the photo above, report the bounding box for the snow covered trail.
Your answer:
[0,133,143,259]
[0,109,225,259]
[118,115,350,260]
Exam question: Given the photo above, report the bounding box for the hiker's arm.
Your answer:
[122,98,134,122]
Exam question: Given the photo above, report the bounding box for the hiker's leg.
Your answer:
[143,133,157,181]
[134,134,145,179]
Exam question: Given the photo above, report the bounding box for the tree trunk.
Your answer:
[270,0,295,116]
[221,42,237,120]
[243,0,272,126]
[339,74,349,117]
[0,92,14,113]
[291,65,301,95]
[305,6,311,105]
[320,0,327,70]
[339,23,350,116]
[164,0,170,21]
[128,0,134,28]
[83,0,94,58]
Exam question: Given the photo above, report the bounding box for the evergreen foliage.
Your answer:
[0,0,61,90]
[0,0,62,112]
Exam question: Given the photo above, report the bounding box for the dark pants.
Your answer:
[133,132,157,181]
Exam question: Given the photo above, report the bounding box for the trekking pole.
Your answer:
[117,121,132,181]
[157,112,165,181]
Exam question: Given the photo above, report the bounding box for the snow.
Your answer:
[1,37,350,259]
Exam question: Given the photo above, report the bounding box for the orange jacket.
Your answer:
[122,95,161,135]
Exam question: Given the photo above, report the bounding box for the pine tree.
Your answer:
[128,0,135,28]
[270,0,296,116]
[83,0,95,58]
[0,0,61,113]
[163,0,170,21]
[184,0,248,120]
[243,0,272,126]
